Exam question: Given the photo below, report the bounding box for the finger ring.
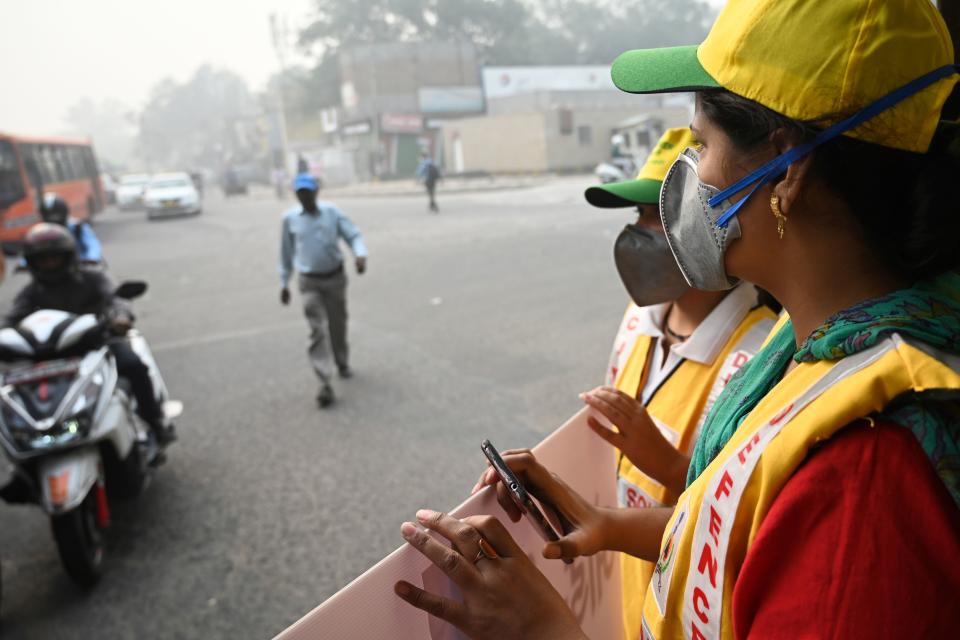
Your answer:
[473,537,500,564]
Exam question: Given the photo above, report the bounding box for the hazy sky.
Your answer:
[0,0,312,135]
[1,0,727,136]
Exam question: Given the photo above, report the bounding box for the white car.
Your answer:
[116,174,151,210]
[143,172,202,219]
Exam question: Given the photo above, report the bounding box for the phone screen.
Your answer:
[481,439,572,564]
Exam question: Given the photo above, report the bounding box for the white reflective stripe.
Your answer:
[641,615,657,640]
[680,337,899,639]
[606,306,646,386]
[652,414,680,447]
[689,317,775,455]
[618,475,663,509]
[652,496,689,617]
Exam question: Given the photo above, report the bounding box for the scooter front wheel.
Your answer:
[50,490,104,587]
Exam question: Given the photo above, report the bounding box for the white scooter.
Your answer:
[0,281,181,587]
[593,156,639,184]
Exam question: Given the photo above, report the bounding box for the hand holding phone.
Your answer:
[481,439,573,564]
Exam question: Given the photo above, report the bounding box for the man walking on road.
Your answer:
[280,173,368,408]
[415,151,441,213]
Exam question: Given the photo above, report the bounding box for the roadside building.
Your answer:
[285,41,485,183]
[442,66,692,175]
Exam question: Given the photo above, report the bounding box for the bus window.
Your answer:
[53,145,71,181]
[0,140,26,209]
[68,146,85,180]
[37,145,56,183]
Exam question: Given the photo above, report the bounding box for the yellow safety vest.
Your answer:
[614,306,775,640]
[639,331,960,640]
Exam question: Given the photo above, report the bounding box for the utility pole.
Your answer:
[269,12,291,172]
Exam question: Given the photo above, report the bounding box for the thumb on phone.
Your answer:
[543,529,592,561]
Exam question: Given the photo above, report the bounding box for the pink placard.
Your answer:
[275,408,624,640]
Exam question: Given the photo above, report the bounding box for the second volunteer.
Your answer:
[582,127,776,640]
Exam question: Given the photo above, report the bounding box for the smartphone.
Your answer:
[480,439,573,564]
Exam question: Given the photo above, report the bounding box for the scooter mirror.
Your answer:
[115,281,148,300]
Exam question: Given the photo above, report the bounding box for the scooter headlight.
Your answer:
[0,372,99,452]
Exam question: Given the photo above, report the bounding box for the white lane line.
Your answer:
[151,321,304,352]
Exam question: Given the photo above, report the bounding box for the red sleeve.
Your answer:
[732,420,960,639]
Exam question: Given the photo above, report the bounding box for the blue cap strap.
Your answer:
[711,64,959,228]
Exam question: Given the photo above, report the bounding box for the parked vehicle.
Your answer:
[143,172,202,220]
[116,174,150,210]
[0,282,181,587]
[221,167,248,196]
[594,157,637,184]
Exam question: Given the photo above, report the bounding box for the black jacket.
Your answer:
[6,270,132,327]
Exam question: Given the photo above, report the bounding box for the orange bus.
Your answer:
[0,132,105,247]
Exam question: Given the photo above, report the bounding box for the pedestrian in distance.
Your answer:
[279,173,368,408]
[416,151,441,213]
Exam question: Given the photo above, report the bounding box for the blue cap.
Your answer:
[292,173,319,191]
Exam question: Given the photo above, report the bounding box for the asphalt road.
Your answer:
[0,179,628,639]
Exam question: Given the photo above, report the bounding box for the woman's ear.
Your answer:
[773,153,814,216]
[767,128,814,216]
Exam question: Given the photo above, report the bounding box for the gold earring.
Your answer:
[770,194,787,239]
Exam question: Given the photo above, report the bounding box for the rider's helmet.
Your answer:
[23,223,77,285]
[40,193,69,226]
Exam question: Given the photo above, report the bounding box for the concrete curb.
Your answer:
[322,178,553,198]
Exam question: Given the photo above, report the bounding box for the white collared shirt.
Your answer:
[631,283,760,403]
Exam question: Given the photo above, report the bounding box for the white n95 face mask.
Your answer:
[659,148,741,291]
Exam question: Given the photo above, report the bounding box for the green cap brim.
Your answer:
[585,178,662,208]
[612,45,720,94]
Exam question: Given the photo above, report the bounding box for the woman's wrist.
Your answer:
[665,452,691,496]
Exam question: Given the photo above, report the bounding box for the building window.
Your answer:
[559,109,574,135]
[577,125,593,146]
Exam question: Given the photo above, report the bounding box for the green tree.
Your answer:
[299,0,532,64]
[298,0,715,66]
[61,98,137,170]
[139,66,263,170]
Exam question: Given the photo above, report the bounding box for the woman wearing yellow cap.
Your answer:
[394,1,960,638]
[584,126,776,640]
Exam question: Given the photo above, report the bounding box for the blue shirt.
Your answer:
[71,222,102,262]
[415,159,439,183]
[279,202,368,288]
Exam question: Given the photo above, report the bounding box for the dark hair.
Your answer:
[698,89,960,280]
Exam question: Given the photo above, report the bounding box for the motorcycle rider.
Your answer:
[38,193,102,264]
[5,224,174,445]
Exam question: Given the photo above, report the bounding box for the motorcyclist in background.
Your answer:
[5,223,175,446]
[39,193,102,264]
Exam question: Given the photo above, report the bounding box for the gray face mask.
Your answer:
[613,223,690,308]
[659,148,741,291]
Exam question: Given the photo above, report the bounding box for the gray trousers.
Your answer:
[298,271,349,384]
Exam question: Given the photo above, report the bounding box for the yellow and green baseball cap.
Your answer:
[611,0,957,153]
[585,128,695,208]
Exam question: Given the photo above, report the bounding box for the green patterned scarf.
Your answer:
[687,271,960,507]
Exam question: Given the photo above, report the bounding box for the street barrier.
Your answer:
[275,408,624,639]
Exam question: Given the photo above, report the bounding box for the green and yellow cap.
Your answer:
[611,0,956,153]
[585,127,695,208]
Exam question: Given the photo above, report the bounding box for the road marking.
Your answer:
[151,321,304,352]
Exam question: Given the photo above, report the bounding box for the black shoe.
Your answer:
[154,423,178,446]
[317,384,335,408]
[338,366,353,379]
